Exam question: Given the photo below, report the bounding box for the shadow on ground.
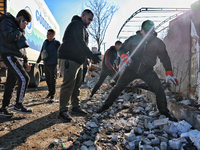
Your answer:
[0,111,60,149]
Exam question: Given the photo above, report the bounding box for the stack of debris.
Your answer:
[47,67,200,150]
[75,92,199,150]
[48,93,200,149]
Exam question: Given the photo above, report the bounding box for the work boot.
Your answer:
[162,112,178,122]
[58,111,72,122]
[0,107,13,117]
[109,81,116,86]
[71,107,87,116]
[96,105,110,113]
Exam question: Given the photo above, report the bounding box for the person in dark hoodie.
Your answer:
[58,9,100,122]
[90,41,122,98]
[96,20,179,121]
[36,29,60,103]
[0,9,32,117]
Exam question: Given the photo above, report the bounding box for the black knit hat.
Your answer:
[16,9,32,22]
[141,20,155,33]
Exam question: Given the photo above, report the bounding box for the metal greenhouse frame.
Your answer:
[117,7,189,40]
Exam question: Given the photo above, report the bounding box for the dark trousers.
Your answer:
[104,65,169,114]
[82,59,89,82]
[1,56,30,107]
[82,67,87,82]
[44,64,57,96]
[91,69,118,97]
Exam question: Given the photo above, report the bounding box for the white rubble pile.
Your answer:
[70,89,199,150]
[49,70,199,150]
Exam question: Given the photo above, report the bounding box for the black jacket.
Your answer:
[37,38,60,65]
[58,15,94,64]
[119,31,172,73]
[102,46,118,72]
[0,13,28,62]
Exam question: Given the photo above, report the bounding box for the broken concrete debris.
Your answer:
[48,95,199,149]
[45,69,200,150]
[153,118,169,127]
[160,142,167,150]
[176,120,192,133]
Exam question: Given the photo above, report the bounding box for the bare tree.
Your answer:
[86,0,118,51]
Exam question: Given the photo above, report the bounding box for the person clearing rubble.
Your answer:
[90,40,122,98]
[96,20,179,121]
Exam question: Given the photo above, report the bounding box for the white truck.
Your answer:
[0,0,60,87]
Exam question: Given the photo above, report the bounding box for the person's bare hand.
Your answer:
[25,62,31,72]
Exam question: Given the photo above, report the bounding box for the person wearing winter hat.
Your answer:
[96,20,179,122]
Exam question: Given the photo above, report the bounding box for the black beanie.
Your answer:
[16,9,32,22]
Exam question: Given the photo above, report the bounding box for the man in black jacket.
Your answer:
[58,9,100,122]
[36,29,60,103]
[97,20,179,121]
[0,9,32,117]
[90,41,122,98]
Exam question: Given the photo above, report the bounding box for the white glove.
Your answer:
[166,75,179,86]
[165,70,179,86]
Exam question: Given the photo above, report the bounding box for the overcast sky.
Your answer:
[44,0,197,53]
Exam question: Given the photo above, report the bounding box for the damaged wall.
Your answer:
[191,0,200,44]
[155,1,200,100]
[155,12,191,97]
[190,22,199,100]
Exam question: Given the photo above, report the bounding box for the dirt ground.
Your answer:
[0,77,92,150]
[1,73,198,150]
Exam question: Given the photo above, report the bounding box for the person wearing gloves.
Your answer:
[0,9,32,117]
[58,9,101,122]
[36,29,60,103]
[90,41,122,98]
[96,20,178,121]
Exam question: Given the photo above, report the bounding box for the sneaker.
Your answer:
[71,107,87,116]
[49,96,59,103]
[96,105,110,113]
[0,107,13,117]
[110,81,116,86]
[162,112,178,122]
[58,111,72,122]
[45,93,51,98]
[14,104,32,114]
